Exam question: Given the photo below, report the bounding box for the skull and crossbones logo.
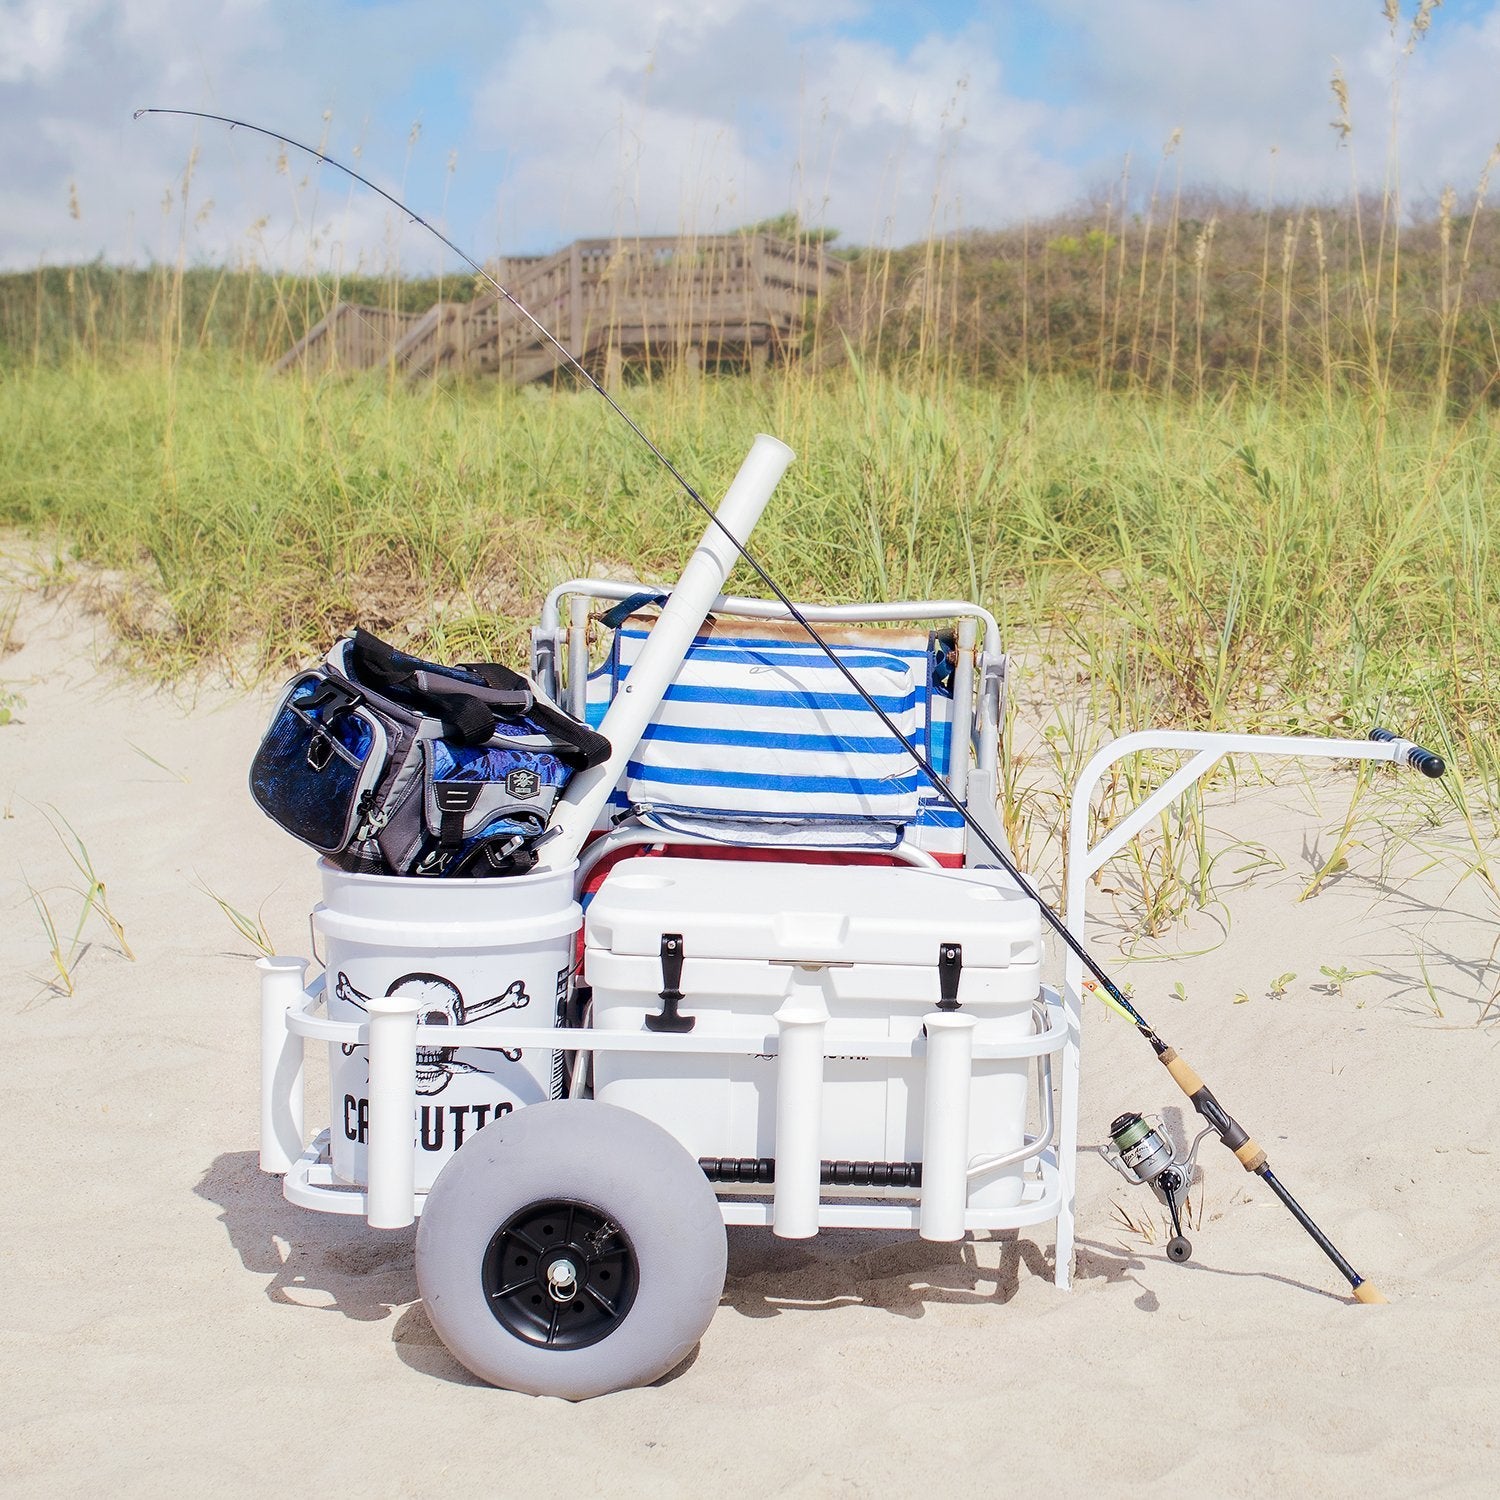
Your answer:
[335,970,530,1095]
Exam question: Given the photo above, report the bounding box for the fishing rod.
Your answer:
[139,107,1439,1303]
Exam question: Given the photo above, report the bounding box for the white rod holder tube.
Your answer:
[365,991,420,1229]
[919,1011,977,1241]
[539,433,796,869]
[772,970,829,1239]
[258,956,307,1175]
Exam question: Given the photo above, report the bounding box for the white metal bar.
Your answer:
[1066,729,1414,966]
[1055,727,1414,1290]
[365,989,420,1230]
[567,593,590,722]
[919,1010,976,1241]
[279,988,1070,1059]
[540,581,1002,661]
[948,615,976,801]
[969,1023,1055,1179]
[772,970,829,1238]
[977,655,1002,780]
[283,1134,373,1216]
[1080,748,1223,879]
[1053,994,1079,1290]
[258,956,307,1174]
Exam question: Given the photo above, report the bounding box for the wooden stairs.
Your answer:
[274,234,844,383]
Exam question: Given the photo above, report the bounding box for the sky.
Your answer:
[2,0,1499,274]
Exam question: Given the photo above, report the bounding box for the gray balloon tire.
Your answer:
[414,1099,728,1399]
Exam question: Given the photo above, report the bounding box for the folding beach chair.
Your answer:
[529,582,1016,880]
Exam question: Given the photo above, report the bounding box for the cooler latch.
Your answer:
[937,942,963,1011]
[645,932,695,1033]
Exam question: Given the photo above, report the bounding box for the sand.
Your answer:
[2,578,1498,1498]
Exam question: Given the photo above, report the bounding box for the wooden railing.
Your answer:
[273,235,844,382]
[272,303,424,375]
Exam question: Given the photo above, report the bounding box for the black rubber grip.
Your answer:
[1370,727,1446,778]
[698,1157,925,1188]
[1188,1085,1249,1153]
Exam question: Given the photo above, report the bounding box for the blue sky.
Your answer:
[2,1,1498,272]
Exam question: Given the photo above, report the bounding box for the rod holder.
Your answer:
[772,969,830,1239]
[920,1010,977,1241]
[258,956,307,1175]
[365,989,420,1229]
[539,433,795,869]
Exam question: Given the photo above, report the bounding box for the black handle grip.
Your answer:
[1370,727,1446,778]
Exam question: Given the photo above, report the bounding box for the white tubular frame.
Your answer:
[259,585,1058,1252]
[258,966,1069,1235]
[1055,729,1424,1288]
[257,957,307,1174]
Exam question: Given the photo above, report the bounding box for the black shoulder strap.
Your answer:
[350,630,612,767]
[461,658,613,770]
[350,630,495,746]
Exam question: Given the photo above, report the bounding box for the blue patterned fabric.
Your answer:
[249,674,382,853]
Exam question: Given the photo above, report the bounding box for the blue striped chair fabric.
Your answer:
[585,618,965,853]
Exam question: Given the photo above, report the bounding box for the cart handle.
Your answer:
[1370,726,1446,778]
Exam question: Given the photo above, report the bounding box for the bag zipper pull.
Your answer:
[353,790,391,842]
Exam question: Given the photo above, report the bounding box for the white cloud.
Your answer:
[468,0,1081,249]
[0,0,106,85]
[1,0,1497,273]
[0,0,476,271]
[1040,0,1500,205]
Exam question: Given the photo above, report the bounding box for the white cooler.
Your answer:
[586,858,1043,1209]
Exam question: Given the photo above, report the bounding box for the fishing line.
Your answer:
[139,107,1394,1301]
[134,106,1146,1023]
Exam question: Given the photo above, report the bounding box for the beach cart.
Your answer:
[255,437,1437,1397]
[259,564,1083,1396]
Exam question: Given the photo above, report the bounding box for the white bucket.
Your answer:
[314,859,581,1191]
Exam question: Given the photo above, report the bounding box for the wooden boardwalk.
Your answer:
[275,233,844,383]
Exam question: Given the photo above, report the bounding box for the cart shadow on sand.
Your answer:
[195,1147,1345,1394]
[197,1150,1077,1324]
[193,1150,1083,1385]
[197,1149,492,1385]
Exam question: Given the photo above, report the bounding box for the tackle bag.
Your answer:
[249,629,609,877]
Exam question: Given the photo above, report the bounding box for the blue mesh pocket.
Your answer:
[249,673,388,853]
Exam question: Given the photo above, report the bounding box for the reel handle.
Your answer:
[1370,726,1445,778]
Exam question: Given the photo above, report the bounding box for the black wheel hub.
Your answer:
[481,1199,638,1350]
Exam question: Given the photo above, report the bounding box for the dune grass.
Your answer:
[3,351,1493,741]
[2,317,1496,990]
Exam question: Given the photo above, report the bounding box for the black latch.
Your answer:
[644,932,695,1033]
[304,680,361,714]
[937,942,963,1010]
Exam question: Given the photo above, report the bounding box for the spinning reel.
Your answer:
[1101,1112,1212,1264]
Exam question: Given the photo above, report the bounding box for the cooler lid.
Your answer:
[586,858,1041,969]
